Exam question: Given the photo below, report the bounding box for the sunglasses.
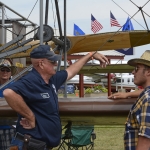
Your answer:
[134,66,139,73]
[134,66,149,73]
[0,68,11,72]
[49,60,57,64]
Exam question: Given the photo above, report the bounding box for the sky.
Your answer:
[1,0,150,61]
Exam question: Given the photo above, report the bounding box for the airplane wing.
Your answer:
[7,40,55,58]
[2,30,150,59]
[61,64,134,74]
[67,30,150,54]
[83,73,108,83]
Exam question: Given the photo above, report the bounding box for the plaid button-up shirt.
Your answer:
[124,86,150,150]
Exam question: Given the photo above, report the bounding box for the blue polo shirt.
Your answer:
[0,81,14,97]
[8,68,68,147]
[0,81,14,129]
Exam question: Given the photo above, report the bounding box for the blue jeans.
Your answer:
[8,137,49,150]
[10,137,23,150]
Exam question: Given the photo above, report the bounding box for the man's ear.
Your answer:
[146,68,150,76]
[39,61,44,69]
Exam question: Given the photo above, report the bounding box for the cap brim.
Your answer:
[0,66,17,76]
[11,66,17,75]
[128,58,150,67]
[0,66,11,70]
[47,54,61,61]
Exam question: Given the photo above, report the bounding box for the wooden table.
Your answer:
[0,97,136,125]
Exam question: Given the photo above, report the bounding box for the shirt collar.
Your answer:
[31,68,50,85]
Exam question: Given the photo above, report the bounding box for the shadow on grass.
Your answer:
[53,125,124,150]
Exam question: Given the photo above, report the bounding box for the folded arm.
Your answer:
[3,89,35,129]
[108,89,143,99]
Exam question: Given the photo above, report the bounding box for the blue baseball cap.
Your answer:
[30,45,61,61]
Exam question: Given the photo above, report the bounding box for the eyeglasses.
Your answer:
[0,68,11,72]
[134,66,148,73]
[134,66,139,73]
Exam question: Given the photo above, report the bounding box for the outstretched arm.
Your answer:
[66,52,109,80]
[108,89,143,99]
[3,89,35,129]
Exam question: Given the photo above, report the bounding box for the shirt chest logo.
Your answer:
[40,93,50,98]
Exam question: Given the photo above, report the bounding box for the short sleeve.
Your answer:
[138,101,150,138]
[8,78,34,99]
[51,70,68,91]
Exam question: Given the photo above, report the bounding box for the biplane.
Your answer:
[0,0,150,125]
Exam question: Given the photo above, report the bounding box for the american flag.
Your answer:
[91,14,103,33]
[110,11,121,27]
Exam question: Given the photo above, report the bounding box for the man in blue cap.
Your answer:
[3,45,109,150]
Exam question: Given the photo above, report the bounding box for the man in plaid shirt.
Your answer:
[124,50,150,150]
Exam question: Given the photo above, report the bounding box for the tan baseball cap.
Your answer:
[0,59,17,75]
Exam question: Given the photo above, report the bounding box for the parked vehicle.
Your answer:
[58,84,75,94]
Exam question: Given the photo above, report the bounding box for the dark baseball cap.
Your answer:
[30,45,61,61]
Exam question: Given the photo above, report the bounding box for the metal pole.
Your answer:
[121,60,123,90]
[54,0,63,38]
[2,5,5,44]
[64,0,67,98]
[108,59,111,96]
[140,8,149,30]
[40,0,43,45]
[0,2,37,26]
[45,0,49,25]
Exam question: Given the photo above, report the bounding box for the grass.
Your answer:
[93,125,124,150]
[53,125,125,150]
[57,92,124,149]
